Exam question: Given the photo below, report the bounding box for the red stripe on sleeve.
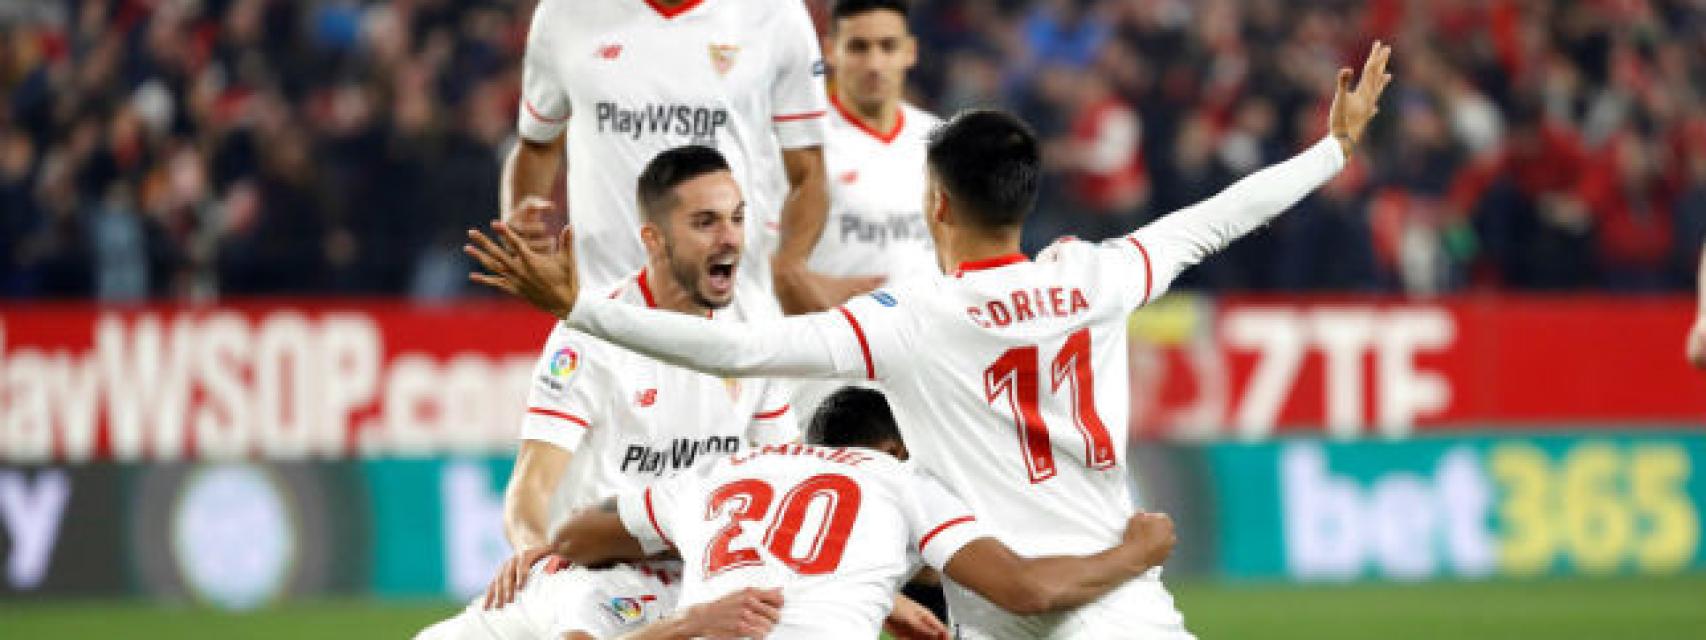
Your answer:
[753,404,791,420]
[772,111,826,122]
[644,487,673,547]
[527,407,591,429]
[919,516,976,552]
[523,99,569,125]
[836,306,875,380]
[1126,237,1153,306]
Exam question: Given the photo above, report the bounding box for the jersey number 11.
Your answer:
[984,328,1116,483]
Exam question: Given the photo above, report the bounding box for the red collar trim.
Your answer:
[831,95,904,144]
[636,269,659,308]
[954,253,1029,276]
[643,0,704,19]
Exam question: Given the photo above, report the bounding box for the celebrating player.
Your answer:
[491,145,797,638]
[552,387,1177,639]
[796,0,944,425]
[468,42,1392,638]
[505,0,870,313]
[418,387,1174,640]
[812,0,942,283]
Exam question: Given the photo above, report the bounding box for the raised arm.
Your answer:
[466,223,864,380]
[1131,41,1390,292]
[943,512,1176,615]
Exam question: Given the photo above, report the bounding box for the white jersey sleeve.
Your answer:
[1116,134,1346,306]
[563,294,858,380]
[830,290,920,383]
[747,381,800,445]
[516,0,570,142]
[519,324,606,452]
[767,0,829,149]
[616,467,701,556]
[903,469,988,570]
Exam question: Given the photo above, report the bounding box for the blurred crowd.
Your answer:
[3,0,1705,300]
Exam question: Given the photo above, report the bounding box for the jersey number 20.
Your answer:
[703,474,862,577]
[985,328,1116,483]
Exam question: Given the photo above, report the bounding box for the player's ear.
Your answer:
[639,221,664,254]
[901,35,917,69]
[930,186,951,226]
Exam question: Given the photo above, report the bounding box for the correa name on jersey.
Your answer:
[595,101,731,142]
[966,286,1092,329]
[621,435,741,476]
[837,210,927,248]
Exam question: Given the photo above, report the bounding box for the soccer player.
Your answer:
[812,0,942,283]
[418,387,1174,640]
[505,0,870,313]
[468,42,1392,638]
[546,387,1178,639]
[796,0,943,425]
[491,145,797,638]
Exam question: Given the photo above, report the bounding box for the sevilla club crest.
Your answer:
[708,44,740,76]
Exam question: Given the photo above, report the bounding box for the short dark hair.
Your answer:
[925,109,1040,229]
[832,0,909,22]
[806,387,903,449]
[636,145,731,224]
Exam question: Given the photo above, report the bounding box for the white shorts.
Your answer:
[415,562,682,640]
[946,569,1195,640]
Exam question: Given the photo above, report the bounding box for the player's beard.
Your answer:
[662,238,734,310]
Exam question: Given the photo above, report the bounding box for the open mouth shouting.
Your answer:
[705,253,738,297]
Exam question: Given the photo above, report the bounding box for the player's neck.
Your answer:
[641,264,714,317]
[832,90,901,139]
[940,228,1023,274]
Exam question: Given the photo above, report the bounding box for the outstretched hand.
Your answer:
[466,221,581,318]
[1329,40,1393,159]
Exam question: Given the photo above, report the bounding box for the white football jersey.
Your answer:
[517,0,829,293]
[809,98,942,282]
[823,242,1159,630]
[616,445,988,640]
[521,269,798,520]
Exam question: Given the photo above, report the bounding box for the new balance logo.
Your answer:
[597,44,623,60]
[635,388,657,407]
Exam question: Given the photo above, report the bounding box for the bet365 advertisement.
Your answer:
[1207,434,1706,582]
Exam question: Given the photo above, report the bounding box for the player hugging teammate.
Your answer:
[433,0,1390,637]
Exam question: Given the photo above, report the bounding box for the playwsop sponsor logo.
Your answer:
[1210,434,1706,582]
[621,436,741,477]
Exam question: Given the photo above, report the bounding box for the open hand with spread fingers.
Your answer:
[1329,40,1394,159]
[466,221,581,318]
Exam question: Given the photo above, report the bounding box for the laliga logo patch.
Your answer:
[606,595,656,624]
[550,347,580,379]
[869,290,897,307]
